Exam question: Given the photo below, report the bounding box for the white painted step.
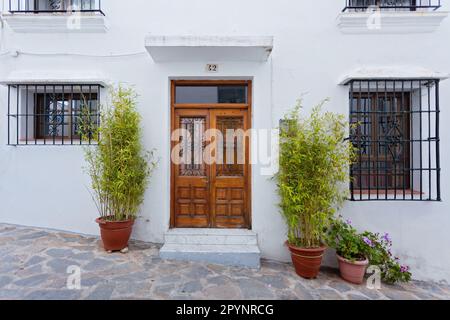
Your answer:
[164,228,258,245]
[160,229,261,268]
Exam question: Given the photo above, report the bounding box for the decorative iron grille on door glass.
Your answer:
[7,84,101,146]
[348,79,441,201]
[343,0,441,11]
[8,0,104,14]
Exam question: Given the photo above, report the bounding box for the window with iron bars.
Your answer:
[343,0,442,12]
[348,79,441,201]
[8,0,104,14]
[6,84,101,146]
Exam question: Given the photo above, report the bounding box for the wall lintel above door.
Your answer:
[145,35,273,63]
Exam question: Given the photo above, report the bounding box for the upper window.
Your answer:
[174,82,249,105]
[348,79,441,201]
[343,0,442,12]
[7,84,101,146]
[8,0,104,14]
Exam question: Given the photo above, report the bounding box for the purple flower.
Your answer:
[382,233,391,243]
[345,219,352,225]
[400,265,410,273]
[363,237,374,247]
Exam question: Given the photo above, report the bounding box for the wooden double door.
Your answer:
[171,107,251,229]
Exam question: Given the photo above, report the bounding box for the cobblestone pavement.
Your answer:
[0,224,449,300]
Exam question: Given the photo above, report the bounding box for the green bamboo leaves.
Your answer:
[83,86,157,221]
[276,99,356,248]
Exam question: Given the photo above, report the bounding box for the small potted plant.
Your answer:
[276,99,355,279]
[328,217,371,284]
[328,217,412,284]
[82,86,156,252]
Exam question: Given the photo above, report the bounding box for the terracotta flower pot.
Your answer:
[96,217,135,252]
[287,242,326,279]
[337,254,369,285]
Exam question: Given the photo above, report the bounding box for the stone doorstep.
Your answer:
[160,229,261,269]
[160,244,261,269]
[164,228,258,245]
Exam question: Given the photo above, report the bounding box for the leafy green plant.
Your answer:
[327,217,371,262]
[328,216,412,284]
[276,99,356,248]
[77,95,98,141]
[82,86,157,221]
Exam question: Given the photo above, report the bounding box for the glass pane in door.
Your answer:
[179,117,206,177]
[216,116,245,177]
[175,86,247,104]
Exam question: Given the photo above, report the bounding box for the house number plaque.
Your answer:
[206,64,219,73]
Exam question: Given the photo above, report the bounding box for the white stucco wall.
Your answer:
[0,0,449,283]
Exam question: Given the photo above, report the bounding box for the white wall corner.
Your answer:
[337,11,449,34]
[0,13,108,33]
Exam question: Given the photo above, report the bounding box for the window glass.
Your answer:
[36,92,98,139]
[175,85,247,104]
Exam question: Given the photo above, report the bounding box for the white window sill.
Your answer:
[337,11,449,34]
[1,12,108,33]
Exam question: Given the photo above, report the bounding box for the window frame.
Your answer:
[348,79,441,202]
[172,80,251,109]
[8,0,105,15]
[350,91,412,191]
[6,83,102,146]
[34,92,98,140]
[342,0,442,12]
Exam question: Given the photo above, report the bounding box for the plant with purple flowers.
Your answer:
[363,236,374,247]
[327,217,412,284]
[361,230,412,284]
[327,218,373,262]
[382,233,391,243]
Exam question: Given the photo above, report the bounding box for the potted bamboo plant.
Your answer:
[82,86,156,252]
[276,99,354,279]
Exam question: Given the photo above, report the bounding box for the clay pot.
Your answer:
[337,254,369,285]
[287,242,326,279]
[96,217,134,252]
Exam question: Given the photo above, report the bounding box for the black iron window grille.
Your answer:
[343,0,441,12]
[7,84,101,146]
[8,0,104,15]
[348,79,441,201]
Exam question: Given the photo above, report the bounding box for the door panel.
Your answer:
[173,109,210,228]
[210,109,249,228]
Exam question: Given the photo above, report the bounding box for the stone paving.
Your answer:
[0,223,449,300]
